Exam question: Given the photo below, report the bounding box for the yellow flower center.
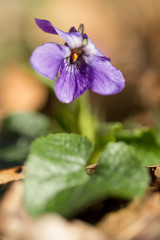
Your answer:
[71,52,79,63]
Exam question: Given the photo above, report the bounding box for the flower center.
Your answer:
[71,52,79,63]
[70,48,83,64]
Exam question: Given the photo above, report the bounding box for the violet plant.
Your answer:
[30,19,125,103]
[23,19,151,219]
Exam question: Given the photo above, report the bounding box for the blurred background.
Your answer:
[1,0,160,125]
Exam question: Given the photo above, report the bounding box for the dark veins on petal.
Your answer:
[62,56,92,100]
[73,59,92,99]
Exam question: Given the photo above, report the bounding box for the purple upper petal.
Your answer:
[35,18,57,34]
[88,55,125,95]
[30,42,70,80]
[69,26,77,33]
[55,58,91,103]
[35,18,83,49]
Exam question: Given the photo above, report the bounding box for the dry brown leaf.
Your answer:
[86,163,99,175]
[97,193,160,240]
[0,166,25,184]
[0,182,109,240]
[25,215,108,240]
[0,65,48,120]
[0,181,32,240]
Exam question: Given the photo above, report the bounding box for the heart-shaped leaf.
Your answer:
[24,134,149,218]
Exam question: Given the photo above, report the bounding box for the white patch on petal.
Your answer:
[83,42,97,56]
[68,34,82,49]
[54,27,82,50]
[63,46,71,58]
[83,37,103,57]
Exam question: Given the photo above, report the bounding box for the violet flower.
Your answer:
[30,19,125,103]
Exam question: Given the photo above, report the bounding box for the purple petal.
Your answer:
[83,35,124,95]
[30,43,71,80]
[55,58,91,103]
[69,26,77,33]
[83,34,125,95]
[35,18,57,34]
[88,56,125,95]
[35,18,83,49]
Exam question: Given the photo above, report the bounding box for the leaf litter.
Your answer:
[0,181,108,240]
[1,178,160,240]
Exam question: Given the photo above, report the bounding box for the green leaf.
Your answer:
[87,122,122,165]
[91,142,149,199]
[1,112,50,138]
[24,134,149,218]
[24,133,93,217]
[115,127,160,166]
[0,112,50,169]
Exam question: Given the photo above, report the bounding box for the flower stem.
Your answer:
[77,92,96,143]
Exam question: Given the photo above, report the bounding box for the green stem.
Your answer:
[77,92,96,143]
